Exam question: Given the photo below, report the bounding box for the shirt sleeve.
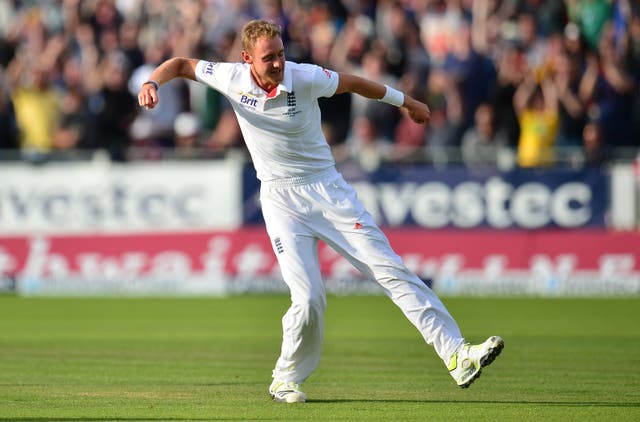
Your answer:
[194,60,235,92]
[307,64,339,99]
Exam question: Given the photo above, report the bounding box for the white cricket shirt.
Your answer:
[195,60,340,182]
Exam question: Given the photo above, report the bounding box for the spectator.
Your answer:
[52,87,88,152]
[307,2,351,146]
[423,67,464,160]
[516,11,548,73]
[393,100,428,162]
[581,119,609,167]
[553,50,588,149]
[518,0,566,37]
[173,111,204,160]
[9,58,59,160]
[441,21,496,138]
[563,22,587,65]
[119,20,145,70]
[584,21,636,149]
[86,51,136,161]
[199,28,244,153]
[566,0,613,51]
[513,73,559,168]
[461,103,509,167]
[128,41,188,147]
[629,10,640,143]
[341,115,394,172]
[0,71,18,152]
[205,101,244,153]
[0,0,636,165]
[51,56,90,152]
[329,14,375,75]
[418,0,466,67]
[488,42,525,148]
[373,1,411,79]
[89,0,124,44]
[332,42,400,138]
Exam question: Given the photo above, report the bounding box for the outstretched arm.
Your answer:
[137,57,199,109]
[335,72,431,125]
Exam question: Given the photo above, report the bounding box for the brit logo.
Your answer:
[204,61,216,75]
[240,94,258,109]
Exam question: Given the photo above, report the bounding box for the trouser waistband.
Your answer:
[261,166,339,187]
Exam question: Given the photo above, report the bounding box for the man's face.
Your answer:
[243,35,285,90]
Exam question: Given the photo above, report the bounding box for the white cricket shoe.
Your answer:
[269,380,306,403]
[448,336,504,388]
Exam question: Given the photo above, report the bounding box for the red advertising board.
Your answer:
[1,228,638,296]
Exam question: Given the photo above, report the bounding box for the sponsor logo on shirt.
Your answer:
[322,68,332,78]
[204,61,216,76]
[239,92,259,109]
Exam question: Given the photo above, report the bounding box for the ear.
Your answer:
[241,50,253,64]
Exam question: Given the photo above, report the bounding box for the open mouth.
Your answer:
[270,70,283,82]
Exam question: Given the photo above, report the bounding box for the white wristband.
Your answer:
[378,85,404,107]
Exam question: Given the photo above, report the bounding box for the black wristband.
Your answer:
[143,80,159,90]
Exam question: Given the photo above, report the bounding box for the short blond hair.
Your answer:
[241,19,282,52]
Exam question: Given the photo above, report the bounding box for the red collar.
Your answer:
[266,86,278,98]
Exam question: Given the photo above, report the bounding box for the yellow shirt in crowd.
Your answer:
[517,109,559,168]
[11,87,59,153]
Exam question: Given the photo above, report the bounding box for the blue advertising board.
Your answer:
[242,164,609,229]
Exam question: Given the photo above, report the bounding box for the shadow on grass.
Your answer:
[307,399,640,407]
[0,419,245,422]
[2,400,638,421]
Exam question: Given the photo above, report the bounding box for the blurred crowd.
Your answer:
[0,0,639,168]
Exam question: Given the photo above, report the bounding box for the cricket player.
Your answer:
[138,19,503,403]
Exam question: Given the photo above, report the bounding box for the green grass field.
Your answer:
[0,295,638,421]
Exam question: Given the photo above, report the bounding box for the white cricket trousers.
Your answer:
[261,167,464,384]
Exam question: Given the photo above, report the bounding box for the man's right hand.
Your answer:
[138,82,159,109]
[404,97,431,126]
